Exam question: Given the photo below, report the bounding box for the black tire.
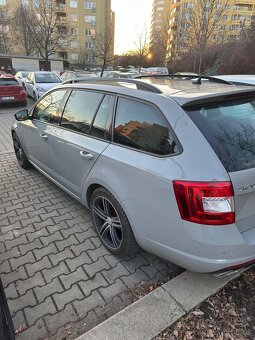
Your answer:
[90,187,139,256]
[12,133,31,169]
[20,101,27,107]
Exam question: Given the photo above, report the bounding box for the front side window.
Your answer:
[33,90,67,124]
[114,98,178,155]
[60,90,104,134]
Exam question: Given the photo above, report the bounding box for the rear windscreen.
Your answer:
[0,78,19,86]
[185,97,255,172]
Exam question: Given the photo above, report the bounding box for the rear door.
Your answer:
[48,89,113,197]
[185,96,255,236]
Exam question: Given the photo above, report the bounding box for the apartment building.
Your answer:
[0,0,115,67]
[168,0,255,60]
[150,0,171,64]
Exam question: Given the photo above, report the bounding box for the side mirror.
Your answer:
[14,109,29,121]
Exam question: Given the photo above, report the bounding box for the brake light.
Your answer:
[173,181,235,225]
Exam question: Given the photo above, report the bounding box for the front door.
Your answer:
[21,89,67,173]
[48,90,113,197]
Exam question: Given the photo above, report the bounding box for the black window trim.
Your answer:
[111,94,183,158]
[56,88,115,142]
[30,88,70,124]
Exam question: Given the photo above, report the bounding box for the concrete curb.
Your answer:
[76,269,244,340]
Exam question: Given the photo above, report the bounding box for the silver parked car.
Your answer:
[25,71,62,101]
[11,77,255,273]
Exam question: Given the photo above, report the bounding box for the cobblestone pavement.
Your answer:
[0,107,181,340]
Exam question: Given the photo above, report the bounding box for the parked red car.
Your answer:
[0,74,27,106]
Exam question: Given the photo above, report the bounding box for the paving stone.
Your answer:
[42,261,70,284]
[87,244,111,262]
[0,247,20,265]
[12,310,26,330]
[102,263,130,285]
[34,277,64,303]
[16,319,48,340]
[25,255,52,277]
[4,282,18,299]
[122,253,150,273]
[70,239,95,257]
[60,267,88,290]
[33,242,58,261]
[55,234,79,251]
[10,251,36,270]
[73,290,105,316]
[78,273,108,297]
[1,266,27,288]
[40,230,63,247]
[66,252,92,272]
[0,259,11,273]
[99,279,127,304]
[44,303,77,335]
[17,272,45,295]
[24,296,57,326]
[120,268,150,289]
[53,284,84,311]
[83,257,110,279]
[19,238,43,255]
[26,227,49,242]
[8,290,37,316]
[49,248,75,266]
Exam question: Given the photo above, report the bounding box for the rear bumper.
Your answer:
[0,93,27,104]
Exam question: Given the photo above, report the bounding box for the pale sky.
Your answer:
[111,0,154,55]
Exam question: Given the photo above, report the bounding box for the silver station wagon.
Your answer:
[12,76,255,273]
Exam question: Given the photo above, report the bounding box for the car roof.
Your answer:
[59,77,255,108]
[213,75,255,85]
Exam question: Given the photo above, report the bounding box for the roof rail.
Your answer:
[135,74,234,85]
[61,77,163,93]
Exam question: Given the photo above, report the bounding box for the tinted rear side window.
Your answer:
[185,98,255,172]
[114,98,178,155]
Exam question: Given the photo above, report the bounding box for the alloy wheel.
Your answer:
[92,196,123,250]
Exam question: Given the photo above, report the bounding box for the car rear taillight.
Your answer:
[173,181,235,225]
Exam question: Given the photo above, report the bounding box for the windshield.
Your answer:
[185,97,255,172]
[0,78,19,86]
[35,73,61,83]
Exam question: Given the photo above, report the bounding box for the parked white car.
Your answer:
[25,71,62,101]
[15,71,30,89]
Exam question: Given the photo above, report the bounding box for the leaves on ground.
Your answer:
[155,267,255,340]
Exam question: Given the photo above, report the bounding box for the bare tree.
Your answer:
[93,25,116,77]
[132,28,150,72]
[181,0,230,73]
[24,0,70,64]
[12,4,36,56]
[0,6,12,54]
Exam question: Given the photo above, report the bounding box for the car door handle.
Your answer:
[40,134,48,140]
[79,151,94,160]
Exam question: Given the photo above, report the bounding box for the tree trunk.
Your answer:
[100,60,106,77]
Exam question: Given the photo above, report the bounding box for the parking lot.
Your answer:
[0,102,180,339]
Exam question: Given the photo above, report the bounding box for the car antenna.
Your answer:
[192,76,202,84]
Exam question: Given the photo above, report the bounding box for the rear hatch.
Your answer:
[185,94,255,234]
[0,77,23,96]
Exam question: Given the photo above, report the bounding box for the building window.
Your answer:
[70,27,78,35]
[85,41,95,49]
[70,41,79,48]
[70,0,77,8]
[85,53,95,61]
[85,15,96,25]
[71,53,79,61]
[85,28,96,36]
[70,13,78,21]
[84,1,96,10]
[0,0,7,4]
